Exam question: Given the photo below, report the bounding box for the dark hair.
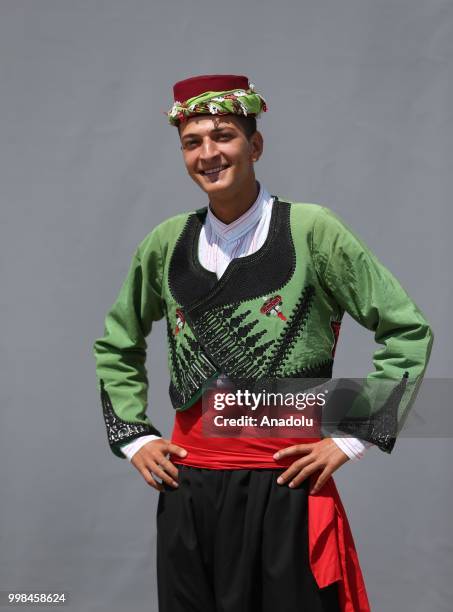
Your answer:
[177,115,257,140]
[234,115,257,139]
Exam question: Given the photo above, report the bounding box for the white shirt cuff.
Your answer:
[121,435,162,462]
[331,435,373,460]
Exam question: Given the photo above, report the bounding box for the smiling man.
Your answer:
[93,74,433,612]
[178,114,263,224]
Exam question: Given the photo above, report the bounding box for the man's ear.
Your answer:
[250,131,264,162]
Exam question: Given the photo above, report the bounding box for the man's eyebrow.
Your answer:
[181,127,233,140]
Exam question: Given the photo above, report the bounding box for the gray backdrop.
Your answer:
[1,1,451,610]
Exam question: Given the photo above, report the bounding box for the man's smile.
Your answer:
[199,164,231,176]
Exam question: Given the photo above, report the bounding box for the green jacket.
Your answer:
[93,199,433,458]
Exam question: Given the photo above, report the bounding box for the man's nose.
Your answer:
[199,138,219,160]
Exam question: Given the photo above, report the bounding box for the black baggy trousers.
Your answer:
[156,465,340,612]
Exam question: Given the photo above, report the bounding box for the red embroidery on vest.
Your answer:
[174,308,185,335]
[260,295,287,321]
[330,320,341,357]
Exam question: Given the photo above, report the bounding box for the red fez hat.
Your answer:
[173,74,250,103]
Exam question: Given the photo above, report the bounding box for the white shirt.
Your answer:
[121,183,371,462]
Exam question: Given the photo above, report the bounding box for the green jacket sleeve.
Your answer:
[93,228,165,458]
[312,207,434,453]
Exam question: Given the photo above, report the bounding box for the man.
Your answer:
[93,74,433,611]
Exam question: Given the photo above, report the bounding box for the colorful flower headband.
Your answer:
[166,83,267,126]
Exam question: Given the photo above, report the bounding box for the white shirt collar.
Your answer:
[206,182,273,243]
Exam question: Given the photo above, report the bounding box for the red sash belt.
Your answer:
[170,400,371,612]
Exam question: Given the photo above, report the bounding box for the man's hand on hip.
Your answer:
[131,438,188,491]
[273,438,349,494]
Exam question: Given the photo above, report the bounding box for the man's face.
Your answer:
[179,115,263,198]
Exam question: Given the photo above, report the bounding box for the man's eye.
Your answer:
[218,135,232,141]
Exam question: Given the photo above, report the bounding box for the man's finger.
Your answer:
[276,456,315,485]
[140,468,164,492]
[273,444,313,460]
[288,462,321,489]
[309,468,331,495]
[151,453,179,481]
[146,461,179,488]
[167,443,188,458]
